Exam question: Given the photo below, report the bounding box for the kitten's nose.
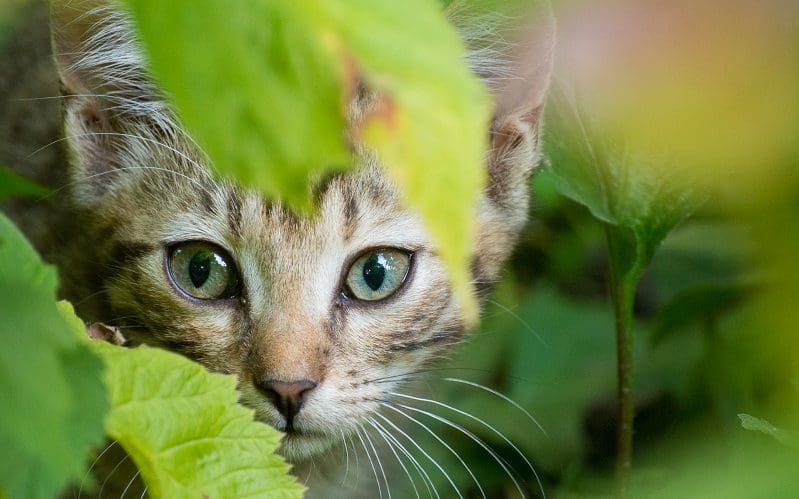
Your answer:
[256,379,317,426]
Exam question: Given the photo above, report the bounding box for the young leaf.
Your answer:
[544,92,702,280]
[92,342,304,499]
[125,0,489,319]
[0,214,108,499]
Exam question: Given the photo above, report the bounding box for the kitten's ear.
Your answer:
[457,3,555,226]
[51,0,178,206]
[449,4,554,286]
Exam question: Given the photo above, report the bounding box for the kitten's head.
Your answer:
[51,0,554,460]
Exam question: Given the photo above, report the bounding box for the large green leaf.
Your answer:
[126,0,489,318]
[92,342,304,499]
[0,215,108,499]
[125,0,347,210]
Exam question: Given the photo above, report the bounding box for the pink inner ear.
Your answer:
[491,107,542,155]
[79,104,104,130]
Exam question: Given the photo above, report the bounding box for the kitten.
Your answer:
[1,0,553,492]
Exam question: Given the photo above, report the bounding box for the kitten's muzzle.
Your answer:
[256,379,317,430]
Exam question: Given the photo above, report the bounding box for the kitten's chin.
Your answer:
[278,431,338,463]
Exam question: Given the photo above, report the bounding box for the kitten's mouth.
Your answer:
[279,425,324,439]
[275,419,309,435]
[275,420,325,440]
[281,424,303,436]
[277,427,336,462]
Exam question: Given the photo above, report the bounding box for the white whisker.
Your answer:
[371,416,437,499]
[47,163,216,204]
[381,402,486,499]
[368,417,421,499]
[363,423,392,499]
[392,390,545,498]
[119,470,140,499]
[98,453,129,498]
[374,409,461,499]
[348,434,360,485]
[339,429,351,486]
[355,425,383,499]
[367,367,494,385]
[77,440,117,499]
[443,378,548,436]
[389,401,528,499]
[487,299,548,347]
[25,132,211,181]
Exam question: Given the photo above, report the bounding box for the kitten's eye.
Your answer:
[345,248,411,301]
[168,242,239,300]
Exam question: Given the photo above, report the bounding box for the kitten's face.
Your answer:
[93,164,468,460]
[51,1,553,461]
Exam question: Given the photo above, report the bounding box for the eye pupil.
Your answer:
[189,251,212,288]
[362,254,386,291]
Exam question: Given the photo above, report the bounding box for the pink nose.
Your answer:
[256,379,317,427]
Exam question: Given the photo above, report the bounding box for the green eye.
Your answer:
[345,248,411,301]
[168,242,239,300]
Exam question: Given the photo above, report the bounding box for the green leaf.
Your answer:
[544,92,701,281]
[739,413,799,449]
[503,287,618,471]
[125,0,348,211]
[652,283,745,344]
[494,287,700,472]
[0,164,50,201]
[92,342,304,499]
[126,0,489,318]
[0,214,108,499]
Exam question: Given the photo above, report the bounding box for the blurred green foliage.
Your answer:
[0,0,27,47]
[126,0,349,209]
[375,0,798,495]
[390,154,798,497]
[388,71,798,499]
[0,215,107,499]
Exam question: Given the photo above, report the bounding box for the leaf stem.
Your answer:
[605,227,640,499]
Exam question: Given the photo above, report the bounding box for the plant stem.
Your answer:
[605,228,639,499]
